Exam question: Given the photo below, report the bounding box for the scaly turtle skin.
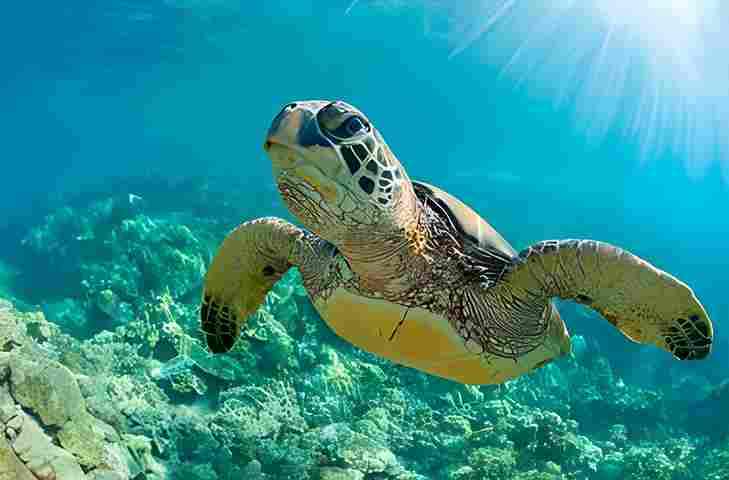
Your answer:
[200,100,713,384]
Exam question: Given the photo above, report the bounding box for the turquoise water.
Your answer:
[1,2,728,479]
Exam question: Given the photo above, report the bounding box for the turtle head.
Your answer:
[264,100,416,244]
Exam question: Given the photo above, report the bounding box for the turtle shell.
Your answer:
[412,181,516,258]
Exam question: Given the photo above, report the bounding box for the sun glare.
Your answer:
[360,0,729,181]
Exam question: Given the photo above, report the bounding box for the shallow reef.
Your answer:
[0,189,726,480]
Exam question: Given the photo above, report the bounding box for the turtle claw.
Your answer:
[663,313,713,360]
[201,294,239,354]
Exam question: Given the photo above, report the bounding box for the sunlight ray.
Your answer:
[363,0,729,180]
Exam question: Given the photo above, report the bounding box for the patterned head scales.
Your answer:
[314,101,403,207]
[264,100,411,240]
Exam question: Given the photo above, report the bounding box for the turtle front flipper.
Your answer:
[498,240,713,360]
[201,217,324,353]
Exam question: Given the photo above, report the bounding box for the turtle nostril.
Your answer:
[285,102,297,111]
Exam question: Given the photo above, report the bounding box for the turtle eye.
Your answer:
[327,114,369,140]
[343,116,367,136]
[318,102,370,141]
[318,103,347,130]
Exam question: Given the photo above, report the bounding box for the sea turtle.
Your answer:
[200,100,713,384]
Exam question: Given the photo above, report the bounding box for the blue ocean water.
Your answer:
[1,2,728,479]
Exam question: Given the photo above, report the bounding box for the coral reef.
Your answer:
[20,194,222,337]
[0,300,162,479]
[0,191,724,480]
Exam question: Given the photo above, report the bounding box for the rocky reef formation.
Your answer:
[0,188,726,480]
[0,300,162,480]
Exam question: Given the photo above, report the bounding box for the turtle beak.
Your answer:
[263,138,284,153]
[265,100,332,150]
[264,101,333,171]
[265,140,300,170]
[263,104,306,169]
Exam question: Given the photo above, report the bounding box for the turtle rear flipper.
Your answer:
[201,217,322,353]
[498,240,713,360]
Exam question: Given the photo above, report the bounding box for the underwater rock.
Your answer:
[56,411,109,468]
[3,407,87,479]
[0,408,36,480]
[122,434,165,477]
[5,353,86,426]
[87,441,144,480]
[0,301,68,362]
[0,356,110,476]
[0,302,161,479]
